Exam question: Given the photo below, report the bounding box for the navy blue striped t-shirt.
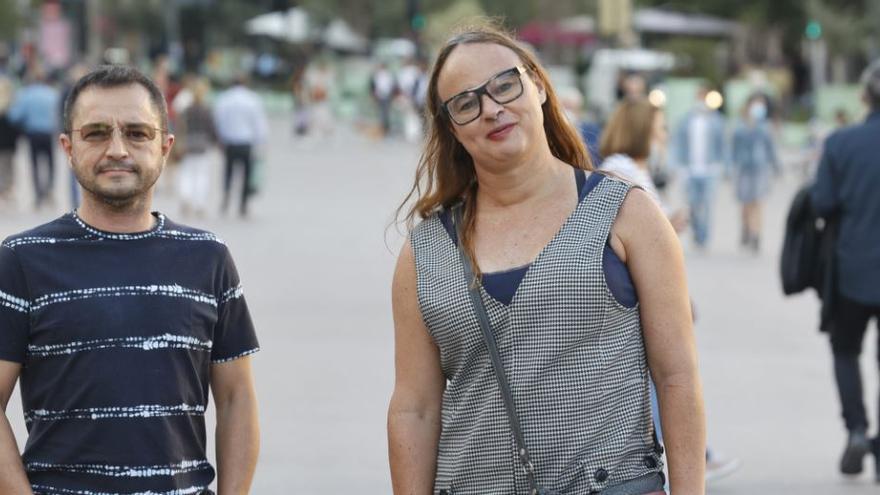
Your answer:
[0,211,259,495]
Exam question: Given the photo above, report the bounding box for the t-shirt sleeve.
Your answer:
[0,245,31,363]
[211,246,259,363]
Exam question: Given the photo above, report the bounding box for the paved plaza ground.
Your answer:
[1,118,878,494]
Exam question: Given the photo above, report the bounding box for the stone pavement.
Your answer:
[0,119,878,494]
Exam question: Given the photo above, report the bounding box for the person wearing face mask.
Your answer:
[673,85,726,251]
[388,24,706,495]
[731,94,780,252]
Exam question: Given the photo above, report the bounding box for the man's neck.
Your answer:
[76,195,157,233]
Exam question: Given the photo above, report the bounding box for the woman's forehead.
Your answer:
[437,43,522,98]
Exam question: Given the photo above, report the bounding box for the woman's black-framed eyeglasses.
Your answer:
[442,65,527,125]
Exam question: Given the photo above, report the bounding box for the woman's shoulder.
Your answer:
[410,209,449,243]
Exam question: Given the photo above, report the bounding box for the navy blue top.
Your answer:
[440,170,637,307]
[0,213,259,494]
[811,111,880,305]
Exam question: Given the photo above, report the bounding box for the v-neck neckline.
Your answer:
[500,174,595,308]
[446,169,602,309]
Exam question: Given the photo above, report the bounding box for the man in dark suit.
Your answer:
[812,59,880,480]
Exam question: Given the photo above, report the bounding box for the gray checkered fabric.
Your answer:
[411,176,663,494]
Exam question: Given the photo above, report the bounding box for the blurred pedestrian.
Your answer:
[290,66,310,136]
[558,85,603,166]
[600,99,743,485]
[811,59,880,481]
[304,59,335,138]
[673,85,726,250]
[59,64,89,209]
[8,66,60,209]
[618,72,648,101]
[388,24,705,495]
[0,64,259,495]
[599,99,687,230]
[213,75,268,217]
[397,57,426,141]
[176,77,216,218]
[370,62,396,138]
[411,58,430,134]
[0,76,17,206]
[731,94,780,253]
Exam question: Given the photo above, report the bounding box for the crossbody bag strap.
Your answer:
[452,205,545,494]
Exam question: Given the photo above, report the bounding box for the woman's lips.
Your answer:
[487,123,516,140]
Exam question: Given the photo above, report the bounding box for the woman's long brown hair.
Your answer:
[397,22,592,279]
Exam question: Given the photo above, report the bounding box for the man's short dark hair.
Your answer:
[862,59,880,110]
[63,65,169,133]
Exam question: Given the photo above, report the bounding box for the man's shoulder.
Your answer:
[2,214,78,251]
[158,217,229,254]
[827,118,880,146]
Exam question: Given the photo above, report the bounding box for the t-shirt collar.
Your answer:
[71,210,165,240]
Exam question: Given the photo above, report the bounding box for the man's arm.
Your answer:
[211,356,259,495]
[0,360,32,494]
[388,240,445,495]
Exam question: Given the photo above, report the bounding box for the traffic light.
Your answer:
[411,13,426,31]
[806,20,822,40]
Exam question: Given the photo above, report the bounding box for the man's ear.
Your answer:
[59,133,74,168]
[161,134,175,158]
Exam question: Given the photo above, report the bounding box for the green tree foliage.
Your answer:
[299,0,599,39]
[0,0,21,40]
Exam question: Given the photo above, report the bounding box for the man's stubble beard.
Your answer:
[72,157,164,211]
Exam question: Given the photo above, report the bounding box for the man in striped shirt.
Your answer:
[0,65,260,495]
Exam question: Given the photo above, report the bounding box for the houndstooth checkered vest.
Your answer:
[411,175,663,495]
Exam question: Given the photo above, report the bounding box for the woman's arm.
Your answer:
[388,240,446,495]
[610,188,706,495]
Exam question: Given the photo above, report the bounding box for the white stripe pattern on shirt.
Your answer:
[30,284,217,311]
[218,284,243,305]
[25,404,206,424]
[212,347,260,364]
[27,459,211,478]
[31,484,207,495]
[71,213,167,241]
[2,235,97,248]
[0,288,29,313]
[28,334,212,358]
[156,230,225,244]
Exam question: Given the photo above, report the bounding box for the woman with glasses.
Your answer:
[388,24,705,494]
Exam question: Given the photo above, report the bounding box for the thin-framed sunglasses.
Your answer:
[443,65,528,125]
[70,123,167,145]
